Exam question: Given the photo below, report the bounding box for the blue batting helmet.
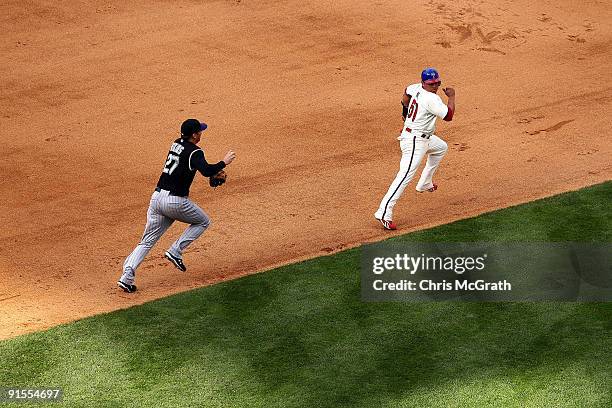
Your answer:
[421,68,441,84]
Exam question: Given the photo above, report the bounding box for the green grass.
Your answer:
[1,182,611,407]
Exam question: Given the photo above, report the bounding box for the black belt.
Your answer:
[154,187,186,197]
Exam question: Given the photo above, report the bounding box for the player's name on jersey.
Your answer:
[170,142,185,155]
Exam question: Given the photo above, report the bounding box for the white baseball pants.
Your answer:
[119,190,210,285]
[375,134,448,222]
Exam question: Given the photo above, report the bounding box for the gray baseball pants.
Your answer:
[119,189,210,285]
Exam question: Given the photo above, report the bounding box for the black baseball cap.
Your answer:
[180,118,208,137]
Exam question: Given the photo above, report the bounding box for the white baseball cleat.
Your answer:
[375,217,397,230]
[416,183,438,193]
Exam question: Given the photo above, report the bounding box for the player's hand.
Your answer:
[223,150,236,165]
[443,87,455,97]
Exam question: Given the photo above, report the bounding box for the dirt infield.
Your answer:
[1,0,610,339]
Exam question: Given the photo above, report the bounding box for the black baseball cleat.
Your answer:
[165,251,187,272]
[117,280,137,293]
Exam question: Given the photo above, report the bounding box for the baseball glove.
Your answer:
[209,170,227,188]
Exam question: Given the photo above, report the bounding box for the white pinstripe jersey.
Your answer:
[398,83,448,140]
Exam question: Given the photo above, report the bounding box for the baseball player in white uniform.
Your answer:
[374,68,456,230]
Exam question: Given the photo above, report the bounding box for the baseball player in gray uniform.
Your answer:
[375,68,455,230]
[118,119,236,293]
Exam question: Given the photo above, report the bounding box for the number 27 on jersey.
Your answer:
[163,154,179,175]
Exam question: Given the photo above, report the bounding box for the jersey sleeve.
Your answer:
[190,149,226,177]
[427,94,449,119]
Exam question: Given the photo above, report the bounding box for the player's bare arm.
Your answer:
[443,87,455,121]
[401,93,411,121]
